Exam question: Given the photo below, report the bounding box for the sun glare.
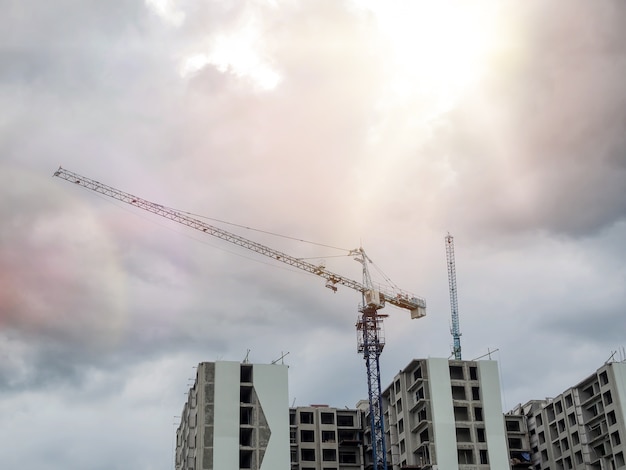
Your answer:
[207,31,282,91]
[145,0,185,27]
[358,0,501,117]
[179,10,281,91]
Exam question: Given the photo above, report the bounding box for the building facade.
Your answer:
[381,357,510,469]
[289,405,365,470]
[176,361,290,470]
[504,412,533,468]
[507,360,626,470]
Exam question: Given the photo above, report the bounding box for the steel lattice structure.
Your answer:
[445,233,462,360]
[357,307,388,469]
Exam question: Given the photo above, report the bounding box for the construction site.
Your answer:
[54,168,626,470]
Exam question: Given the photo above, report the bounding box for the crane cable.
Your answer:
[177,209,353,253]
[85,186,354,263]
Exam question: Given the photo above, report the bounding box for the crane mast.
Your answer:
[54,167,427,470]
[354,248,388,469]
[445,233,462,360]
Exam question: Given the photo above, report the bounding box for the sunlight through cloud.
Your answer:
[145,0,185,27]
[179,10,281,91]
[356,0,501,118]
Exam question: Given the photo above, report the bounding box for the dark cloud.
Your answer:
[550,304,626,345]
[0,0,155,100]
[1,0,146,45]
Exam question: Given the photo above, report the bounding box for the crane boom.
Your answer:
[53,167,426,318]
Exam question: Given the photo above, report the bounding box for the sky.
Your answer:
[1,0,626,468]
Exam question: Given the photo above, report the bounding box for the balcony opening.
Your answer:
[452,386,466,400]
[457,448,474,464]
[456,427,472,442]
[240,450,253,469]
[323,449,337,462]
[449,365,464,380]
[321,412,335,425]
[240,386,253,404]
[506,420,521,432]
[240,428,254,447]
[301,448,315,461]
[454,406,469,421]
[240,407,252,425]
[337,414,354,427]
[599,371,609,386]
[339,450,357,464]
[300,411,314,424]
[240,364,253,383]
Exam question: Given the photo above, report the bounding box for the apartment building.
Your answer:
[175,361,290,470]
[289,405,365,470]
[507,360,626,470]
[504,412,533,468]
[381,357,510,469]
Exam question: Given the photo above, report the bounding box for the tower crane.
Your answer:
[445,233,462,360]
[54,167,426,470]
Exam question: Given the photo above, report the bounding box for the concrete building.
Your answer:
[381,357,510,469]
[507,360,626,470]
[176,361,290,470]
[289,405,365,470]
[504,412,533,468]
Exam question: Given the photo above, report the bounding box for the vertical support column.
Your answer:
[445,233,462,360]
[357,307,388,470]
[477,361,510,469]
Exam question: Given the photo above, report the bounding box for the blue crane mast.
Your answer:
[354,248,389,470]
[445,233,462,360]
[54,167,427,470]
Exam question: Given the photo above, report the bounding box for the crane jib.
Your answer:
[53,166,426,316]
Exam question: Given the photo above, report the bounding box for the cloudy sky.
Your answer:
[2,0,626,468]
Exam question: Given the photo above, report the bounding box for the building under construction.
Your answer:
[506,359,626,470]
[380,358,510,469]
[289,404,365,470]
[176,357,512,470]
[176,357,626,469]
[175,361,289,470]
